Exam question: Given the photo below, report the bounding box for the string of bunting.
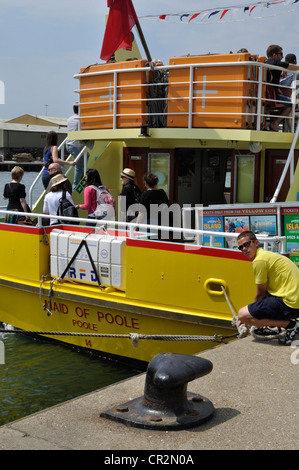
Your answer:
[140,0,299,24]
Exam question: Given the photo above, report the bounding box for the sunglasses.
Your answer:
[238,240,253,251]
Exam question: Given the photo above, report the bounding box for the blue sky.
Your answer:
[1,0,299,120]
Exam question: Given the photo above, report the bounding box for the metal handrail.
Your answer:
[28,139,87,208]
[74,59,299,132]
[28,137,67,208]
[0,208,287,253]
[270,120,299,203]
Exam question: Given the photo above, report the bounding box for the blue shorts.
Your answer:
[277,93,292,108]
[248,295,299,321]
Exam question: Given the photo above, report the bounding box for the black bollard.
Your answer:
[100,353,214,430]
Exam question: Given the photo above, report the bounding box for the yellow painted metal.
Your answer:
[0,226,49,282]
[125,243,255,320]
[0,224,256,363]
[0,279,234,363]
[68,127,296,149]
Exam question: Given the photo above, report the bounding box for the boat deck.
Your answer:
[0,334,297,450]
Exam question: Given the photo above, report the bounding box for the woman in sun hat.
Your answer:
[43,173,75,225]
[119,168,141,222]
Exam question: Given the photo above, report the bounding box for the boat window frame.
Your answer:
[234,153,255,203]
[148,152,171,197]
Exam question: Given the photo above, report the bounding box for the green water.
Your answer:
[0,332,139,426]
[0,171,139,426]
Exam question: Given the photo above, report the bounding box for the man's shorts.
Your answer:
[248,295,299,321]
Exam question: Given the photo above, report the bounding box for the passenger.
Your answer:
[119,168,141,222]
[279,53,299,98]
[42,131,76,189]
[3,166,30,223]
[137,172,169,238]
[43,174,75,226]
[265,45,299,131]
[237,230,299,345]
[46,162,73,194]
[75,169,115,225]
[66,105,87,190]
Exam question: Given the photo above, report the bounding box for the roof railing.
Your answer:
[74,60,299,133]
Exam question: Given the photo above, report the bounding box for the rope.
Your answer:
[0,328,239,348]
[221,285,249,338]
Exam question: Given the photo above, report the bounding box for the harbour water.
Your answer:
[0,170,139,426]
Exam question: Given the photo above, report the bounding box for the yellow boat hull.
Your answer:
[0,223,255,366]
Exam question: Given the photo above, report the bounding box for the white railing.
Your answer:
[74,60,299,132]
[0,208,287,253]
[28,139,88,208]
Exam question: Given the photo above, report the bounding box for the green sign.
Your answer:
[284,213,299,256]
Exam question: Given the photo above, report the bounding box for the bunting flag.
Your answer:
[100,0,138,61]
[141,0,299,24]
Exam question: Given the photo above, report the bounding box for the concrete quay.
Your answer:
[0,335,298,451]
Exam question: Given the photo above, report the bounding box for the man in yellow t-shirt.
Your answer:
[237,231,299,345]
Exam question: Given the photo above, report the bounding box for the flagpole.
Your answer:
[135,18,152,63]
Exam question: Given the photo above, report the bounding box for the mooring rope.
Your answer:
[221,285,249,338]
[0,328,239,348]
[35,275,243,347]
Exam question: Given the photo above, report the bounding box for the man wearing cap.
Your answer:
[119,168,141,222]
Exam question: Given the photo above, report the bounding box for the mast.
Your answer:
[135,17,152,63]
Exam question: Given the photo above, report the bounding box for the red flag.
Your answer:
[100,0,138,61]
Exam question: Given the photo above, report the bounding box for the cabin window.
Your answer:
[148,153,170,196]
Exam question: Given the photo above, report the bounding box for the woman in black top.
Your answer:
[137,173,169,238]
[3,166,29,223]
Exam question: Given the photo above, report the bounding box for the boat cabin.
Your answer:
[68,52,299,210]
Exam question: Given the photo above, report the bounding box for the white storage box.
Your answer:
[50,230,126,289]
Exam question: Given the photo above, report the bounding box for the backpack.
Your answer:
[57,190,79,224]
[91,185,115,220]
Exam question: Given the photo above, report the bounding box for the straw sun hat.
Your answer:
[50,174,68,188]
[120,168,135,181]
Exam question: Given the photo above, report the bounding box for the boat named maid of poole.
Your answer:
[1,2,299,368]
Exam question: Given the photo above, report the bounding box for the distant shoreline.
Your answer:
[0,161,43,171]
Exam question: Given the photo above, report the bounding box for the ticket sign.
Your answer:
[203,215,224,247]
[284,214,299,266]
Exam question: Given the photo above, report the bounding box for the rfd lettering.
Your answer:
[69,267,97,282]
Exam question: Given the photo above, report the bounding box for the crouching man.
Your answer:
[237,231,299,345]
